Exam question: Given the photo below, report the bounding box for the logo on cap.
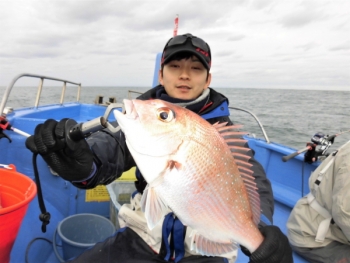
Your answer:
[196,48,209,57]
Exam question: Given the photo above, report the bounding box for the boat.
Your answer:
[0,52,318,263]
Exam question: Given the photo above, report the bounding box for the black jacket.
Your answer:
[77,85,274,225]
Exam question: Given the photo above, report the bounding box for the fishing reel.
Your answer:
[282,131,337,163]
[0,116,12,142]
[304,132,336,163]
[311,132,335,152]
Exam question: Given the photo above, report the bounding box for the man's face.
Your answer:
[158,55,211,100]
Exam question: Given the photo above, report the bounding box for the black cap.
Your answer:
[161,33,211,70]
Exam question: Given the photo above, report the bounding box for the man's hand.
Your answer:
[304,143,318,164]
[243,225,293,263]
[26,118,94,182]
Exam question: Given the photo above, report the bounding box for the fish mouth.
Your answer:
[123,99,139,120]
[113,99,139,132]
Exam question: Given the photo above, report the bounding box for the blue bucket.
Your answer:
[53,213,115,262]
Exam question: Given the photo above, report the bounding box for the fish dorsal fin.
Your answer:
[190,230,238,256]
[214,123,261,226]
[212,121,228,129]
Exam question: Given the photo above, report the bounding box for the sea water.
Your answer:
[0,85,349,151]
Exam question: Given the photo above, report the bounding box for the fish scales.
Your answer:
[114,99,264,256]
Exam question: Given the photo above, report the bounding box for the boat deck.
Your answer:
[10,197,308,262]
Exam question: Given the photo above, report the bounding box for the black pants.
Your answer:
[291,241,350,263]
[67,227,228,263]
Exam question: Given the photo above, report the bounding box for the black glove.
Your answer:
[26,118,94,182]
[304,142,317,164]
[242,225,293,263]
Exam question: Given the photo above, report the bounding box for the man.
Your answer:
[26,33,292,263]
[287,140,350,263]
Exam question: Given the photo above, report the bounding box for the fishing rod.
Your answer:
[0,103,124,142]
[282,129,350,162]
[0,116,31,142]
[66,103,123,140]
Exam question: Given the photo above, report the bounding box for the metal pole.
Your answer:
[60,82,67,105]
[77,84,81,102]
[34,78,44,108]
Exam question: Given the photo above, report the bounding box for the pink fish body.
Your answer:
[114,99,263,256]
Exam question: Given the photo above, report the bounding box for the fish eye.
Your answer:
[157,107,175,122]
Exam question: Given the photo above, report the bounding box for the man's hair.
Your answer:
[160,52,210,80]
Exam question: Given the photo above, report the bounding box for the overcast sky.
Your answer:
[0,0,349,90]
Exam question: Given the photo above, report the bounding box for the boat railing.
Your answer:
[229,106,270,143]
[0,73,82,116]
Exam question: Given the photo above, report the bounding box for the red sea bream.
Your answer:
[113,99,264,256]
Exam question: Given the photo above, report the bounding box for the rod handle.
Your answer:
[282,146,311,162]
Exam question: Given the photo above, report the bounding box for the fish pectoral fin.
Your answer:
[190,231,238,257]
[141,185,168,230]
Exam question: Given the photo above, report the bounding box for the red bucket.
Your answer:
[0,165,37,263]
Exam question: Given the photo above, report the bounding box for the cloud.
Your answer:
[278,1,327,28]
[280,10,323,28]
[0,0,349,90]
[329,41,350,51]
[250,0,275,10]
[296,42,319,51]
[227,35,246,41]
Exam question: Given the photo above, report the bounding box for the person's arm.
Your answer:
[208,116,274,225]
[78,123,136,189]
[25,119,135,189]
[239,142,293,263]
[246,150,274,225]
[332,142,350,240]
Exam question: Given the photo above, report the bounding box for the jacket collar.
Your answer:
[137,85,229,115]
